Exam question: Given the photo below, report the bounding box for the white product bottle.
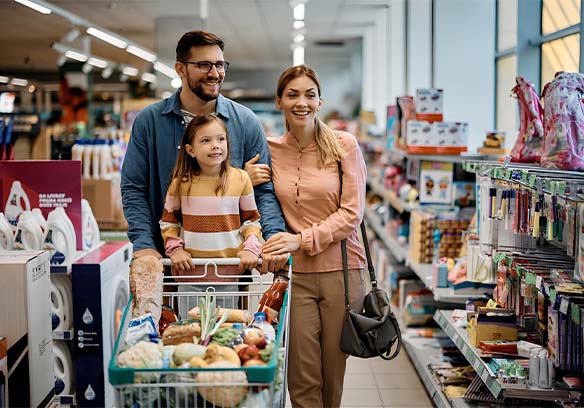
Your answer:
[83,140,93,180]
[31,208,46,233]
[71,139,85,162]
[43,208,76,267]
[81,199,100,250]
[0,212,14,250]
[4,180,31,230]
[99,139,113,180]
[92,140,104,180]
[13,210,44,250]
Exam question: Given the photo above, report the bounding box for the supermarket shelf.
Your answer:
[408,262,471,304]
[364,208,408,263]
[386,190,421,213]
[402,330,460,408]
[434,310,574,402]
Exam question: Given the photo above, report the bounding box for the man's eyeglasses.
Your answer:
[180,60,230,73]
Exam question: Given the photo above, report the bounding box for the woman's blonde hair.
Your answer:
[169,114,231,198]
[276,64,345,168]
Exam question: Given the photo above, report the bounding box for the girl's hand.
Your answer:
[244,154,272,186]
[170,249,195,272]
[262,232,301,255]
[238,250,259,272]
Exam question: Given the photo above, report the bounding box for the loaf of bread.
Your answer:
[129,255,164,328]
[162,322,201,345]
[188,307,251,323]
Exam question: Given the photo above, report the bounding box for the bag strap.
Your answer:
[338,163,377,311]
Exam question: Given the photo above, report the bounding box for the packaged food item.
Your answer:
[126,314,158,346]
[257,274,288,323]
[162,321,201,345]
[159,305,178,336]
[188,307,250,323]
[130,255,164,328]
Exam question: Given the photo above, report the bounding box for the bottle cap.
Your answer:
[254,312,267,320]
[232,323,243,329]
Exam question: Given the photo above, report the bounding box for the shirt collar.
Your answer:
[161,88,230,120]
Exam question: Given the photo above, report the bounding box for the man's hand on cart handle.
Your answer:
[133,248,162,260]
[261,253,290,275]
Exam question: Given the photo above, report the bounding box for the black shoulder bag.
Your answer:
[338,163,402,360]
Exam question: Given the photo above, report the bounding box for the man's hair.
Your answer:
[176,31,224,61]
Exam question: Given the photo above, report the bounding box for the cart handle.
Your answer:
[160,256,293,267]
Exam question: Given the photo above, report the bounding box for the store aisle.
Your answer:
[286,352,433,407]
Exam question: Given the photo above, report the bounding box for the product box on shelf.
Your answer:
[415,88,444,122]
[467,308,518,347]
[0,251,54,408]
[82,173,126,229]
[0,160,83,248]
[419,161,454,205]
[406,120,433,147]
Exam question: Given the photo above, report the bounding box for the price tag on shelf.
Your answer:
[558,181,567,196]
[571,303,581,325]
[480,368,490,383]
[525,273,537,285]
[521,170,528,183]
[461,344,470,356]
[560,297,570,315]
[550,288,557,303]
[505,169,512,180]
[536,275,543,291]
[529,174,537,188]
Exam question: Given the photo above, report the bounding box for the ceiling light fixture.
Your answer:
[293,20,304,30]
[87,56,108,68]
[10,78,29,87]
[65,49,88,62]
[293,3,305,20]
[141,72,157,83]
[294,34,305,43]
[0,76,9,84]
[122,66,139,77]
[87,27,127,49]
[101,65,114,79]
[63,27,80,43]
[14,0,51,15]
[171,77,182,89]
[81,63,93,74]
[126,45,156,62]
[293,46,304,66]
[153,62,177,78]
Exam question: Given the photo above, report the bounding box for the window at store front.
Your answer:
[542,0,581,35]
[496,55,518,133]
[497,0,518,51]
[541,33,580,88]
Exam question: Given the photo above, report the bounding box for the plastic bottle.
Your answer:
[0,212,14,250]
[250,312,275,342]
[257,274,289,323]
[92,139,103,180]
[83,140,93,180]
[43,208,77,267]
[81,199,100,250]
[71,139,85,162]
[99,139,113,180]
[4,180,31,230]
[231,323,245,347]
[13,210,43,250]
[31,208,46,233]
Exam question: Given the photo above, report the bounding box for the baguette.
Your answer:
[129,256,164,327]
[188,307,251,323]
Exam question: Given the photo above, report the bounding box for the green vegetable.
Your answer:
[172,343,207,366]
[199,288,231,345]
[259,343,274,363]
[211,328,240,347]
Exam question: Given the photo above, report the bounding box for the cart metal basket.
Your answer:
[108,258,291,408]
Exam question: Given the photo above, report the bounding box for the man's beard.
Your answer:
[187,74,221,102]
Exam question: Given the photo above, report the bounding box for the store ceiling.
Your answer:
[0,0,386,81]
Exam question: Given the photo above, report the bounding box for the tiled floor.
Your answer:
[285,350,434,407]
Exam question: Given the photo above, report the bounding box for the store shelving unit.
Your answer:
[364,207,408,263]
[434,310,574,402]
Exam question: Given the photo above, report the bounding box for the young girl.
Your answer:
[160,114,262,318]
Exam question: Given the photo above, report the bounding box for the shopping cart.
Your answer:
[108,257,292,408]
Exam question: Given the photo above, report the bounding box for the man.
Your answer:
[121,30,288,272]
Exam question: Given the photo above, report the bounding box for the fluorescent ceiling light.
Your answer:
[65,50,88,62]
[153,62,177,78]
[87,56,108,68]
[141,72,157,83]
[122,66,139,76]
[293,20,304,30]
[87,27,127,49]
[14,0,51,15]
[171,77,182,89]
[10,78,29,86]
[293,46,304,66]
[0,76,9,83]
[293,4,305,20]
[81,63,93,74]
[101,65,114,79]
[294,34,305,43]
[126,45,156,62]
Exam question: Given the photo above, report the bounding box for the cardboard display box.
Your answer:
[467,308,518,347]
[0,251,54,407]
[82,174,127,229]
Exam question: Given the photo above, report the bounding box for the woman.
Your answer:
[261,65,367,408]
